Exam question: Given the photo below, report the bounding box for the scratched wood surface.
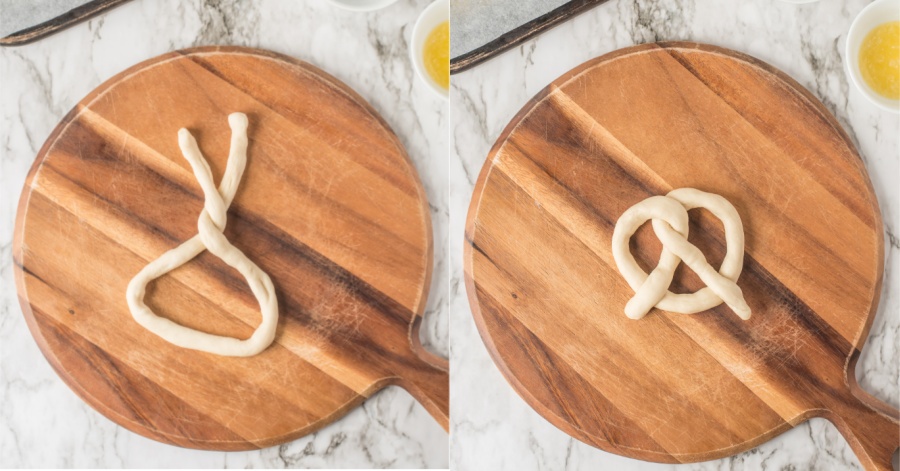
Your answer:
[464,42,898,469]
[13,46,448,451]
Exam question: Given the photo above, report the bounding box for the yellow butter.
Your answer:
[423,21,449,90]
[859,21,900,100]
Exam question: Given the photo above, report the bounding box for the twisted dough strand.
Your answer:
[612,188,751,321]
[125,113,279,357]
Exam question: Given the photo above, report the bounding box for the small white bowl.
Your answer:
[845,0,900,113]
[410,0,449,99]
[324,0,398,12]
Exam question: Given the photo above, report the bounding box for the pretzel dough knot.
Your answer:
[126,113,279,357]
[611,188,751,321]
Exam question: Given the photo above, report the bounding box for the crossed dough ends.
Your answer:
[125,113,279,357]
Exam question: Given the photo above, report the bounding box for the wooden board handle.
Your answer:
[397,317,450,431]
[398,353,449,432]
[828,361,900,471]
[829,394,898,470]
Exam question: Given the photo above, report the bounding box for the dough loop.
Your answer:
[126,113,279,357]
[611,188,751,321]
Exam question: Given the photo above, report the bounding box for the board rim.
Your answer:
[13,45,438,450]
[462,41,885,463]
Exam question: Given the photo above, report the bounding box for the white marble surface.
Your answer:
[449,0,899,470]
[0,0,448,468]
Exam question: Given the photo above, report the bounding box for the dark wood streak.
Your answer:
[506,138,663,225]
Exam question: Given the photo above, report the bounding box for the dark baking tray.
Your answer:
[1,0,131,46]
[449,0,608,74]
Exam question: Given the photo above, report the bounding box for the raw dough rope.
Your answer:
[126,113,279,357]
[611,188,751,321]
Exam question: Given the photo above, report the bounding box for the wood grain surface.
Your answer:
[464,42,898,469]
[14,46,448,451]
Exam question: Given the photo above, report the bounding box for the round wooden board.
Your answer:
[14,46,448,451]
[464,43,898,468]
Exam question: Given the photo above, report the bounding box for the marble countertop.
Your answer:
[449,0,898,470]
[0,0,448,468]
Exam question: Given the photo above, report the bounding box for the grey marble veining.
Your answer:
[449,0,899,470]
[0,0,448,468]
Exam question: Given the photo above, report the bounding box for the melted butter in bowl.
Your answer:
[411,0,449,99]
[423,21,450,91]
[846,0,900,112]
[859,21,899,101]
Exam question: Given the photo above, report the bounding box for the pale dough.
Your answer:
[611,188,752,320]
[125,113,279,357]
